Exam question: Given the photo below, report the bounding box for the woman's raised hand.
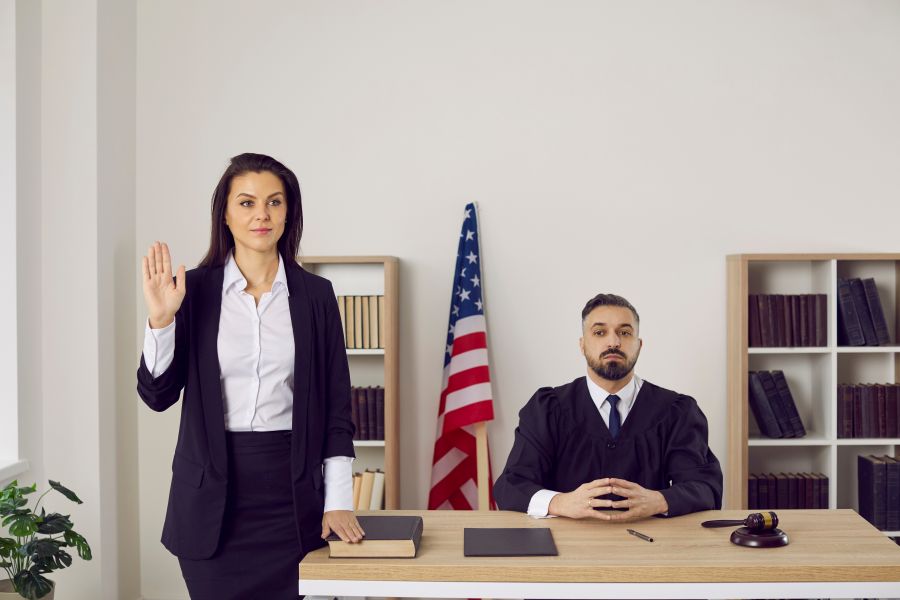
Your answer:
[142,241,186,328]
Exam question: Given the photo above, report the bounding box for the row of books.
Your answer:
[337,295,385,349]
[351,386,384,441]
[837,278,892,347]
[352,469,385,511]
[838,384,900,439]
[858,455,900,531]
[748,472,829,510]
[748,294,827,347]
[748,370,807,439]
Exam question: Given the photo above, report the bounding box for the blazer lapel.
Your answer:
[286,263,313,480]
[197,266,227,478]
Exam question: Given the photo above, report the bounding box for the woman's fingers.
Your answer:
[162,242,173,278]
[154,242,164,277]
[141,256,150,281]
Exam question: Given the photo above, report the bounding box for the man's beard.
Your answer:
[588,349,639,381]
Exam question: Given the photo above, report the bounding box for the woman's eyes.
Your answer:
[239,198,282,207]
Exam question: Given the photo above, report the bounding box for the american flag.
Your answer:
[428,202,496,511]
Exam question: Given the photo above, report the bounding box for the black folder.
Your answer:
[463,527,558,557]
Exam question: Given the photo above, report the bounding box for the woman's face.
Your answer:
[224,170,288,257]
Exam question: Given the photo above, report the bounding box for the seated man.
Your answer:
[494,293,722,520]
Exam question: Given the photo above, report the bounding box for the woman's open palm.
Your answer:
[142,241,186,328]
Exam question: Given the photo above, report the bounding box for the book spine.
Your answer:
[748,474,758,510]
[759,295,773,347]
[858,455,877,527]
[758,371,794,438]
[814,294,827,347]
[837,279,865,346]
[862,278,892,346]
[748,295,761,347]
[837,385,853,438]
[748,372,783,438]
[853,385,865,438]
[773,295,786,347]
[775,473,789,509]
[798,295,809,346]
[366,387,378,440]
[376,386,385,440]
[849,278,879,346]
[757,473,769,508]
[783,295,794,347]
[888,385,900,439]
[357,387,369,440]
[790,296,801,347]
[772,370,806,437]
[876,384,887,438]
[884,456,900,531]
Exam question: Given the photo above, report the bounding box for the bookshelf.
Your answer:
[300,256,400,509]
[727,254,900,535]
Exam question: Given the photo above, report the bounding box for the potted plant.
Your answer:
[0,480,92,600]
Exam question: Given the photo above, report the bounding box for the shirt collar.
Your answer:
[222,252,290,296]
[585,372,642,410]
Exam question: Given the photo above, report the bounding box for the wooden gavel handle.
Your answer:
[700,519,745,528]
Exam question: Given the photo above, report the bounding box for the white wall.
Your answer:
[134,1,900,597]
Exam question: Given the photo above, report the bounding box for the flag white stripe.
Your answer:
[453,315,487,338]
[444,382,493,414]
[447,348,489,378]
[460,478,479,509]
[430,446,467,486]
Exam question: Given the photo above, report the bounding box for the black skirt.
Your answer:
[178,430,303,600]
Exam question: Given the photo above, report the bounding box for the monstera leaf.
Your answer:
[48,481,82,505]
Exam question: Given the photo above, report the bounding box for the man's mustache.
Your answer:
[601,350,626,358]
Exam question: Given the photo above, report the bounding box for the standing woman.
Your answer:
[137,153,364,599]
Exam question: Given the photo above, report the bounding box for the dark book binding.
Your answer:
[748,474,758,510]
[814,294,827,347]
[757,473,769,509]
[887,385,900,439]
[775,473,789,509]
[837,278,866,346]
[876,385,887,438]
[463,528,558,557]
[811,473,821,509]
[882,456,900,531]
[326,515,424,558]
[861,278,891,346]
[375,386,385,440]
[798,295,809,346]
[783,295,794,347]
[787,473,799,509]
[366,387,378,440]
[837,385,853,439]
[748,295,762,347]
[773,295,786,347]
[849,278,879,346]
[817,473,828,509]
[759,295,773,347]
[860,385,873,438]
[771,370,806,437]
[858,455,886,530]
[757,371,794,438]
[748,372,783,438]
[357,387,369,440]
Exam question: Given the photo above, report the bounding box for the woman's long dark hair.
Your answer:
[198,153,303,267]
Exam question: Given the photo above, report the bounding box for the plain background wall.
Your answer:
[135,2,900,598]
[9,1,900,599]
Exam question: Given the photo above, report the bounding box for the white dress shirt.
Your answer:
[526,373,643,518]
[142,252,353,511]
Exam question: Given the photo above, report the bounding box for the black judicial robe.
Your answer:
[493,377,723,516]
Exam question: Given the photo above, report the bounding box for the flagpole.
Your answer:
[475,421,490,511]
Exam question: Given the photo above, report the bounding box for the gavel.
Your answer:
[701,511,779,532]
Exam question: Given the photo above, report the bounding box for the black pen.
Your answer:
[627,528,653,542]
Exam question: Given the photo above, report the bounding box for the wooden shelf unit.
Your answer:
[300,256,400,509]
[727,254,900,529]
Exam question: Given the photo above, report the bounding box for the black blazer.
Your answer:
[136,261,355,560]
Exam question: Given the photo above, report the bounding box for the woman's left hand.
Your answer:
[321,510,365,543]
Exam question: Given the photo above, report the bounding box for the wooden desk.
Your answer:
[299,509,900,598]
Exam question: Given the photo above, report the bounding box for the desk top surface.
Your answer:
[299,509,900,583]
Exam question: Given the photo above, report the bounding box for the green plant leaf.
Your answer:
[48,481,82,504]
[0,536,17,558]
[36,512,72,534]
[5,513,37,537]
[14,569,53,600]
[63,530,92,561]
[23,539,60,561]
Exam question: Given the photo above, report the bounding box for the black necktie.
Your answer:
[607,394,621,438]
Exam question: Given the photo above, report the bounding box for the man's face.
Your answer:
[579,305,642,381]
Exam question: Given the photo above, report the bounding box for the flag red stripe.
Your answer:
[443,365,491,398]
[443,400,495,433]
[451,332,487,356]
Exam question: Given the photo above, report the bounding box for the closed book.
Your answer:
[326,515,423,558]
[353,295,363,349]
[811,473,821,509]
[771,370,806,437]
[853,385,864,438]
[882,456,900,531]
[749,295,762,347]
[352,473,362,510]
[366,387,378,440]
[759,295,774,347]
[838,385,854,438]
[814,294,827,347]
[767,473,779,508]
[758,371,794,438]
[361,296,370,349]
[773,295,786,347]
[803,473,814,509]
[369,295,379,349]
[357,470,375,511]
[357,387,369,440]
[378,296,385,349]
[463,527,558,557]
[849,278,879,346]
[887,385,900,438]
[797,473,808,509]
[783,295,794,347]
[345,296,356,349]
[789,296,801,347]
[337,295,347,346]
[837,279,866,346]
[757,473,769,509]
[375,386,385,440]
[748,372,783,438]
[861,385,876,438]
[350,386,360,440]
[787,473,799,509]
[775,473,789,509]
[369,470,385,510]
[858,455,887,529]
[817,473,829,509]
[798,295,810,346]
[862,278,891,346]
[748,474,758,510]
[876,384,887,438]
